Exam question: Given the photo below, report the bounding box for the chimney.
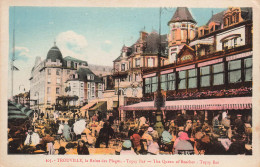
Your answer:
[140,31,148,41]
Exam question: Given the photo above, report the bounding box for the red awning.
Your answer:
[120,97,252,111]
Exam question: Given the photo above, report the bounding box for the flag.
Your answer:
[12,65,19,71]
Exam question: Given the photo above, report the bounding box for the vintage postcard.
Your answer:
[0,0,259,167]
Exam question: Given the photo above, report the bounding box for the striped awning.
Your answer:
[120,97,252,111]
[80,102,96,111]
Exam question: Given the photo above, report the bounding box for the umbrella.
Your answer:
[73,119,86,135]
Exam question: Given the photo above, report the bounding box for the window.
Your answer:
[145,78,151,93]
[74,63,78,69]
[228,59,241,83]
[129,62,131,69]
[47,87,51,94]
[87,75,90,80]
[47,77,51,84]
[188,69,197,88]
[200,66,210,87]
[181,30,184,40]
[167,73,176,90]
[151,76,158,92]
[135,73,139,81]
[244,57,252,81]
[148,58,154,67]
[98,83,102,89]
[91,75,94,80]
[88,83,90,88]
[161,74,167,90]
[135,58,140,67]
[57,78,61,84]
[56,69,60,75]
[121,64,125,71]
[56,87,60,94]
[81,83,84,87]
[67,61,71,67]
[47,97,51,105]
[48,69,51,75]
[91,87,95,97]
[178,70,187,89]
[213,63,224,85]
[223,40,229,50]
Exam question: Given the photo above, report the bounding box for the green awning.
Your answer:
[89,101,107,112]
[112,101,118,108]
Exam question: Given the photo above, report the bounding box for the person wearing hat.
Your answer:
[77,140,90,155]
[147,136,160,155]
[24,127,40,146]
[234,114,244,134]
[63,121,71,142]
[174,132,194,154]
[65,142,77,155]
[130,129,141,154]
[161,126,173,153]
[120,140,136,155]
[212,113,221,134]
[148,127,159,140]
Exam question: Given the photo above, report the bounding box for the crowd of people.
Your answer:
[8,110,252,155]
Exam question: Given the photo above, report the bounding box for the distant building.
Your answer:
[29,43,103,114]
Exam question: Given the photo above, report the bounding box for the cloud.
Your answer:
[56,30,88,60]
[105,40,112,44]
[14,46,30,62]
[101,40,113,52]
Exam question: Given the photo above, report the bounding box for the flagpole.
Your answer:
[11,7,15,99]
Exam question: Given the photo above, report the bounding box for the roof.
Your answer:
[46,45,63,62]
[76,68,103,83]
[206,11,225,25]
[113,45,133,62]
[63,56,88,65]
[168,7,196,25]
[143,31,168,55]
[241,7,252,21]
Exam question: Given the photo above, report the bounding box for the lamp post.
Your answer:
[112,68,120,121]
[154,7,164,136]
[35,91,40,120]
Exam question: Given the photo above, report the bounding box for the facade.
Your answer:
[65,67,104,106]
[30,43,103,114]
[167,7,197,64]
[112,31,168,106]
[121,7,252,123]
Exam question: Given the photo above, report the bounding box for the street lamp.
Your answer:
[35,91,40,120]
[111,68,120,121]
[154,7,165,136]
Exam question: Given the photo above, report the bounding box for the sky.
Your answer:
[8,7,226,97]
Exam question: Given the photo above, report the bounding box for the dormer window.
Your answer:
[67,61,71,67]
[121,64,125,71]
[91,75,94,80]
[87,75,90,80]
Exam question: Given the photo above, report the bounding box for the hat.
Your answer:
[148,127,153,132]
[122,140,132,149]
[179,132,190,140]
[66,142,76,149]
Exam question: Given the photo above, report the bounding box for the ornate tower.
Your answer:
[168,7,197,64]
